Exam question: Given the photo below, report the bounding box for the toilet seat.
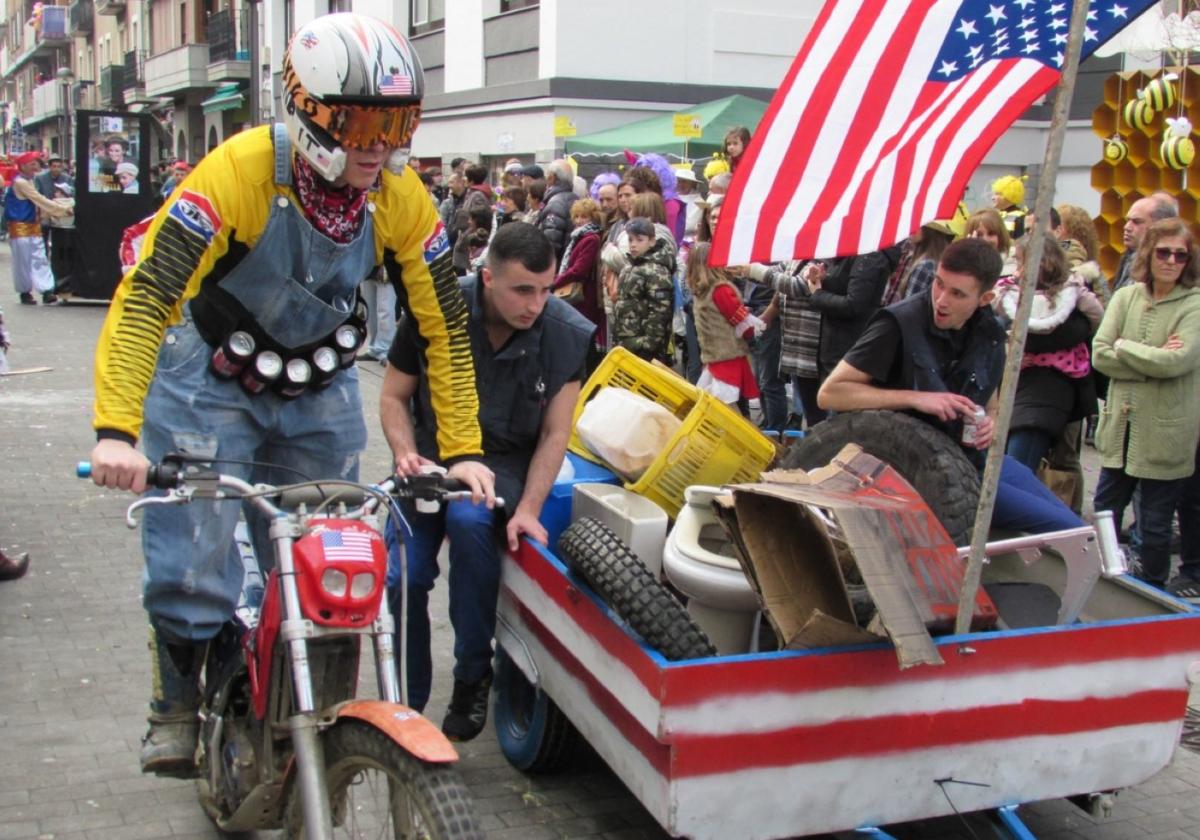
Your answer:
[663,486,759,613]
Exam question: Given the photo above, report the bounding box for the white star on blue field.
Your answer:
[932,0,1137,81]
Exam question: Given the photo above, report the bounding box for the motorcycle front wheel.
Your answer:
[286,719,483,839]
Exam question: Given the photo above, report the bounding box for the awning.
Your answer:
[565,94,769,158]
[202,83,244,114]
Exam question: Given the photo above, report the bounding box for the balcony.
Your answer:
[99,63,125,108]
[207,8,249,84]
[69,0,94,36]
[122,49,151,102]
[25,78,67,127]
[144,43,210,98]
[95,0,125,15]
[2,10,71,78]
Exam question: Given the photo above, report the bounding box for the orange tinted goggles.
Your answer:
[326,103,421,150]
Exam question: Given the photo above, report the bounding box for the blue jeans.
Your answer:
[1179,445,1200,580]
[1006,428,1054,472]
[1094,466,1185,584]
[752,319,787,432]
[992,455,1084,534]
[684,309,702,384]
[140,320,367,642]
[361,278,398,359]
[385,500,500,713]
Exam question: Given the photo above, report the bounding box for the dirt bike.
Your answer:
[78,454,485,839]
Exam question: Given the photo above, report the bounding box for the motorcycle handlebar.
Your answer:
[75,460,183,490]
[76,461,499,507]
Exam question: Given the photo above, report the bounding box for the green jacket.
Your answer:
[1092,282,1200,480]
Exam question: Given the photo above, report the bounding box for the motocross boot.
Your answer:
[141,625,204,778]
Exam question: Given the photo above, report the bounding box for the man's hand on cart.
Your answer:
[393,450,436,476]
[89,438,151,493]
[506,507,548,553]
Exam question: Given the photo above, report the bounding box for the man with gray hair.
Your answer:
[707,171,733,197]
[1114,192,1179,291]
[536,158,578,265]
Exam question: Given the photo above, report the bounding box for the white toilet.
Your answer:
[662,485,760,654]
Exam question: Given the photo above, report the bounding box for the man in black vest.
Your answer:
[380,222,595,741]
[819,238,1081,534]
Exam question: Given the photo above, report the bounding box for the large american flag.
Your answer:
[711,0,1156,265]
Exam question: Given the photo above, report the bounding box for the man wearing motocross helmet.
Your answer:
[86,13,492,777]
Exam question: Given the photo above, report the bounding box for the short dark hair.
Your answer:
[526,179,546,203]
[487,222,555,274]
[464,164,488,185]
[450,157,468,170]
[467,205,493,230]
[622,166,662,196]
[504,185,527,212]
[418,170,434,187]
[625,217,656,239]
[939,238,1003,292]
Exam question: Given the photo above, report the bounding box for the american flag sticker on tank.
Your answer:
[320,529,377,562]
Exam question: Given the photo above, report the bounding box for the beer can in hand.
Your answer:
[961,406,987,446]
[210,331,255,379]
[240,350,283,394]
[310,345,340,390]
[277,358,313,400]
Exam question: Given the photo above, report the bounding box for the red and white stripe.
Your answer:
[499,542,1200,839]
[710,0,1060,264]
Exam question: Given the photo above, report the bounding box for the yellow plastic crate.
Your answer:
[569,348,775,518]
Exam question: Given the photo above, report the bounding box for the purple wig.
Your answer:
[589,171,621,200]
[633,152,678,201]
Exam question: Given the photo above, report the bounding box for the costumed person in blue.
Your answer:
[5,151,70,304]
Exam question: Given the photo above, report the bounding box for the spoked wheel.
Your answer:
[287,720,482,839]
[492,647,579,772]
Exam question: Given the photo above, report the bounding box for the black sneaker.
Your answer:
[1166,578,1200,603]
[442,671,493,742]
[41,292,58,305]
[19,292,36,305]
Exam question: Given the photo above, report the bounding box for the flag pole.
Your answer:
[954,0,1092,634]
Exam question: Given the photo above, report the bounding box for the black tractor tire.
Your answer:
[780,410,981,546]
[557,517,717,661]
[492,647,580,773]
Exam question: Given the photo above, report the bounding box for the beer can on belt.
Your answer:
[334,324,363,369]
[277,358,313,400]
[352,296,369,325]
[240,351,283,394]
[310,346,340,390]
[209,331,255,379]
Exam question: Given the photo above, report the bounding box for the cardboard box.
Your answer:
[713,445,997,669]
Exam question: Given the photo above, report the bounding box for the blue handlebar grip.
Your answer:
[76,461,92,479]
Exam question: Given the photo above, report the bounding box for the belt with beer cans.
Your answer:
[207,296,370,399]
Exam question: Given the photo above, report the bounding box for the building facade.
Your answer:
[2,0,1124,213]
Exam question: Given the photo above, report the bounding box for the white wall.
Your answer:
[443,0,484,92]
[547,0,816,86]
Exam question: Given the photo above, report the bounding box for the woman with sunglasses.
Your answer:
[1092,217,1200,588]
[85,13,491,776]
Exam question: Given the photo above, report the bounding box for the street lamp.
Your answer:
[56,66,74,164]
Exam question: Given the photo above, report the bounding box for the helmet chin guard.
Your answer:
[282,13,424,183]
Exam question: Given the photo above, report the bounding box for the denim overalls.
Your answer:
[140,126,375,642]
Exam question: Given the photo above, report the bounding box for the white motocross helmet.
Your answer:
[282,13,425,182]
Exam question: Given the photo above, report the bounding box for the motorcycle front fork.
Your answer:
[268,515,406,840]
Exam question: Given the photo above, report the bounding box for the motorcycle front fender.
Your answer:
[333,700,459,764]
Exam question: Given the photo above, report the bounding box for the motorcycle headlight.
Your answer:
[350,572,376,599]
[321,568,348,597]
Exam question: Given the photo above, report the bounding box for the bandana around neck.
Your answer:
[292,154,372,244]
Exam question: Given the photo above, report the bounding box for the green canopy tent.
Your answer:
[565,94,768,160]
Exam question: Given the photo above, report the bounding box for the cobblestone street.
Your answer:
[3,249,1200,840]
